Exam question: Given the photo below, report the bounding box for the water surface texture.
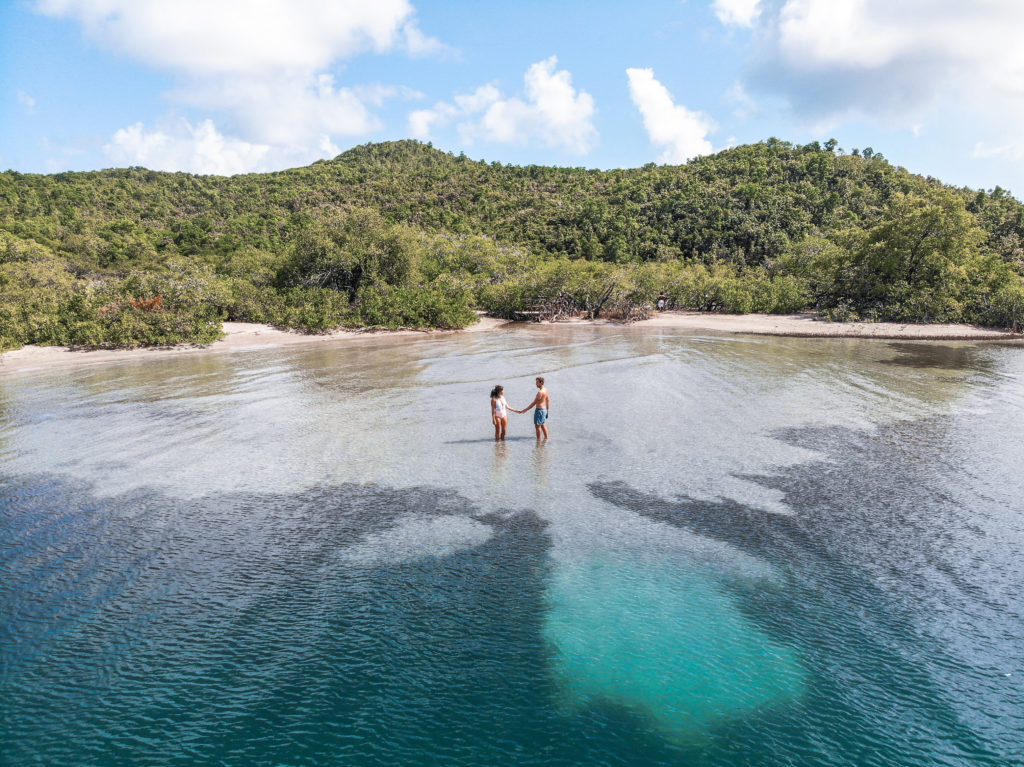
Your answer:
[2,327,1023,766]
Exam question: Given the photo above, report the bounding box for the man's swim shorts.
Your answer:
[534,408,548,426]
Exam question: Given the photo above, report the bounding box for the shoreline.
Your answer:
[1,312,1020,376]
[0,316,510,377]
[633,311,1023,340]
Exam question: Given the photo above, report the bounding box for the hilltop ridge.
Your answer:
[2,139,1024,349]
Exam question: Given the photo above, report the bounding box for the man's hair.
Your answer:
[536,377,545,385]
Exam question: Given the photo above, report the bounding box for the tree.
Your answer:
[280,208,416,299]
[821,190,987,321]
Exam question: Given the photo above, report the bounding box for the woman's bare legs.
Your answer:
[494,416,508,440]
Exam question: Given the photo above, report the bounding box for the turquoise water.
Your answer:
[2,327,1023,765]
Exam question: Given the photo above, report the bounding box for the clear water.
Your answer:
[2,327,1023,766]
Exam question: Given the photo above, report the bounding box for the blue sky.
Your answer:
[2,0,1024,195]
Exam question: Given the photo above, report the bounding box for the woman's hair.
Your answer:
[490,385,503,398]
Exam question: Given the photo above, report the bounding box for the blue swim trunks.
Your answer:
[534,408,548,426]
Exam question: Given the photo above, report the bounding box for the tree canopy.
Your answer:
[2,138,1023,349]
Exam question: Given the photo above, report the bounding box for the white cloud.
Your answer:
[747,1,1024,120]
[103,76,418,174]
[477,57,597,152]
[410,57,597,154]
[626,68,715,164]
[973,141,1024,162]
[712,0,762,27]
[775,0,911,70]
[407,107,448,142]
[35,0,424,75]
[408,85,500,141]
[17,91,37,113]
[171,75,388,146]
[104,119,271,175]
[402,20,446,57]
[735,0,1024,174]
[35,0,443,172]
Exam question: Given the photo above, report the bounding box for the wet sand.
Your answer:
[1,312,1018,376]
[635,311,1020,339]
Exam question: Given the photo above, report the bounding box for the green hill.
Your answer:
[2,139,1023,349]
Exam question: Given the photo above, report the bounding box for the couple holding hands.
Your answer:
[490,377,550,441]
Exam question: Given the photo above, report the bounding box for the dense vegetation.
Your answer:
[2,138,1023,350]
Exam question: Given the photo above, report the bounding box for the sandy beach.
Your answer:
[1,312,1019,376]
[0,316,510,376]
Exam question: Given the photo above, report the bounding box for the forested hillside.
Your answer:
[2,139,1023,349]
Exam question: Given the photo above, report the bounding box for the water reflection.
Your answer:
[490,439,509,482]
[883,342,995,371]
[531,440,550,492]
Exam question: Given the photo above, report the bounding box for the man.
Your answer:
[518,377,550,440]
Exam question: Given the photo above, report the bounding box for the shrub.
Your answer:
[277,287,350,332]
[350,277,476,329]
[978,280,1024,329]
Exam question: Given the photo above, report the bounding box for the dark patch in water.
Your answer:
[589,418,1022,766]
[882,342,992,370]
[0,475,695,767]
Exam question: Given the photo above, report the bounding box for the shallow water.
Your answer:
[2,326,1023,766]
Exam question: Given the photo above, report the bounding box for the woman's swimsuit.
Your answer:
[493,397,508,418]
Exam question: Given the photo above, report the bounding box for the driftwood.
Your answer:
[520,292,577,321]
[513,288,651,323]
[588,281,617,319]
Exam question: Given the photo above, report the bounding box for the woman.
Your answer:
[490,385,516,441]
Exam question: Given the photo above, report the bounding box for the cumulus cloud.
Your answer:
[739,0,1024,123]
[35,0,442,172]
[476,57,597,152]
[408,57,597,154]
[718,0,1024,177]
[104,119,271,175]
[626,68,715,164]
[402,20,447,57]
[169,76,415,147]
[34,0,430,75]
[408,85,500,141]
[713,0,762,27]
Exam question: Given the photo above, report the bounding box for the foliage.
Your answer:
[811,190,1005,322]
[3,139,1024,348]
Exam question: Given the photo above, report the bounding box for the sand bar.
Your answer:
[1,312,1019,377]
[634,311,1022,339]
[0,316,509,377]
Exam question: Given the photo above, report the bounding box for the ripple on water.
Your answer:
[4,330,1024,766]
